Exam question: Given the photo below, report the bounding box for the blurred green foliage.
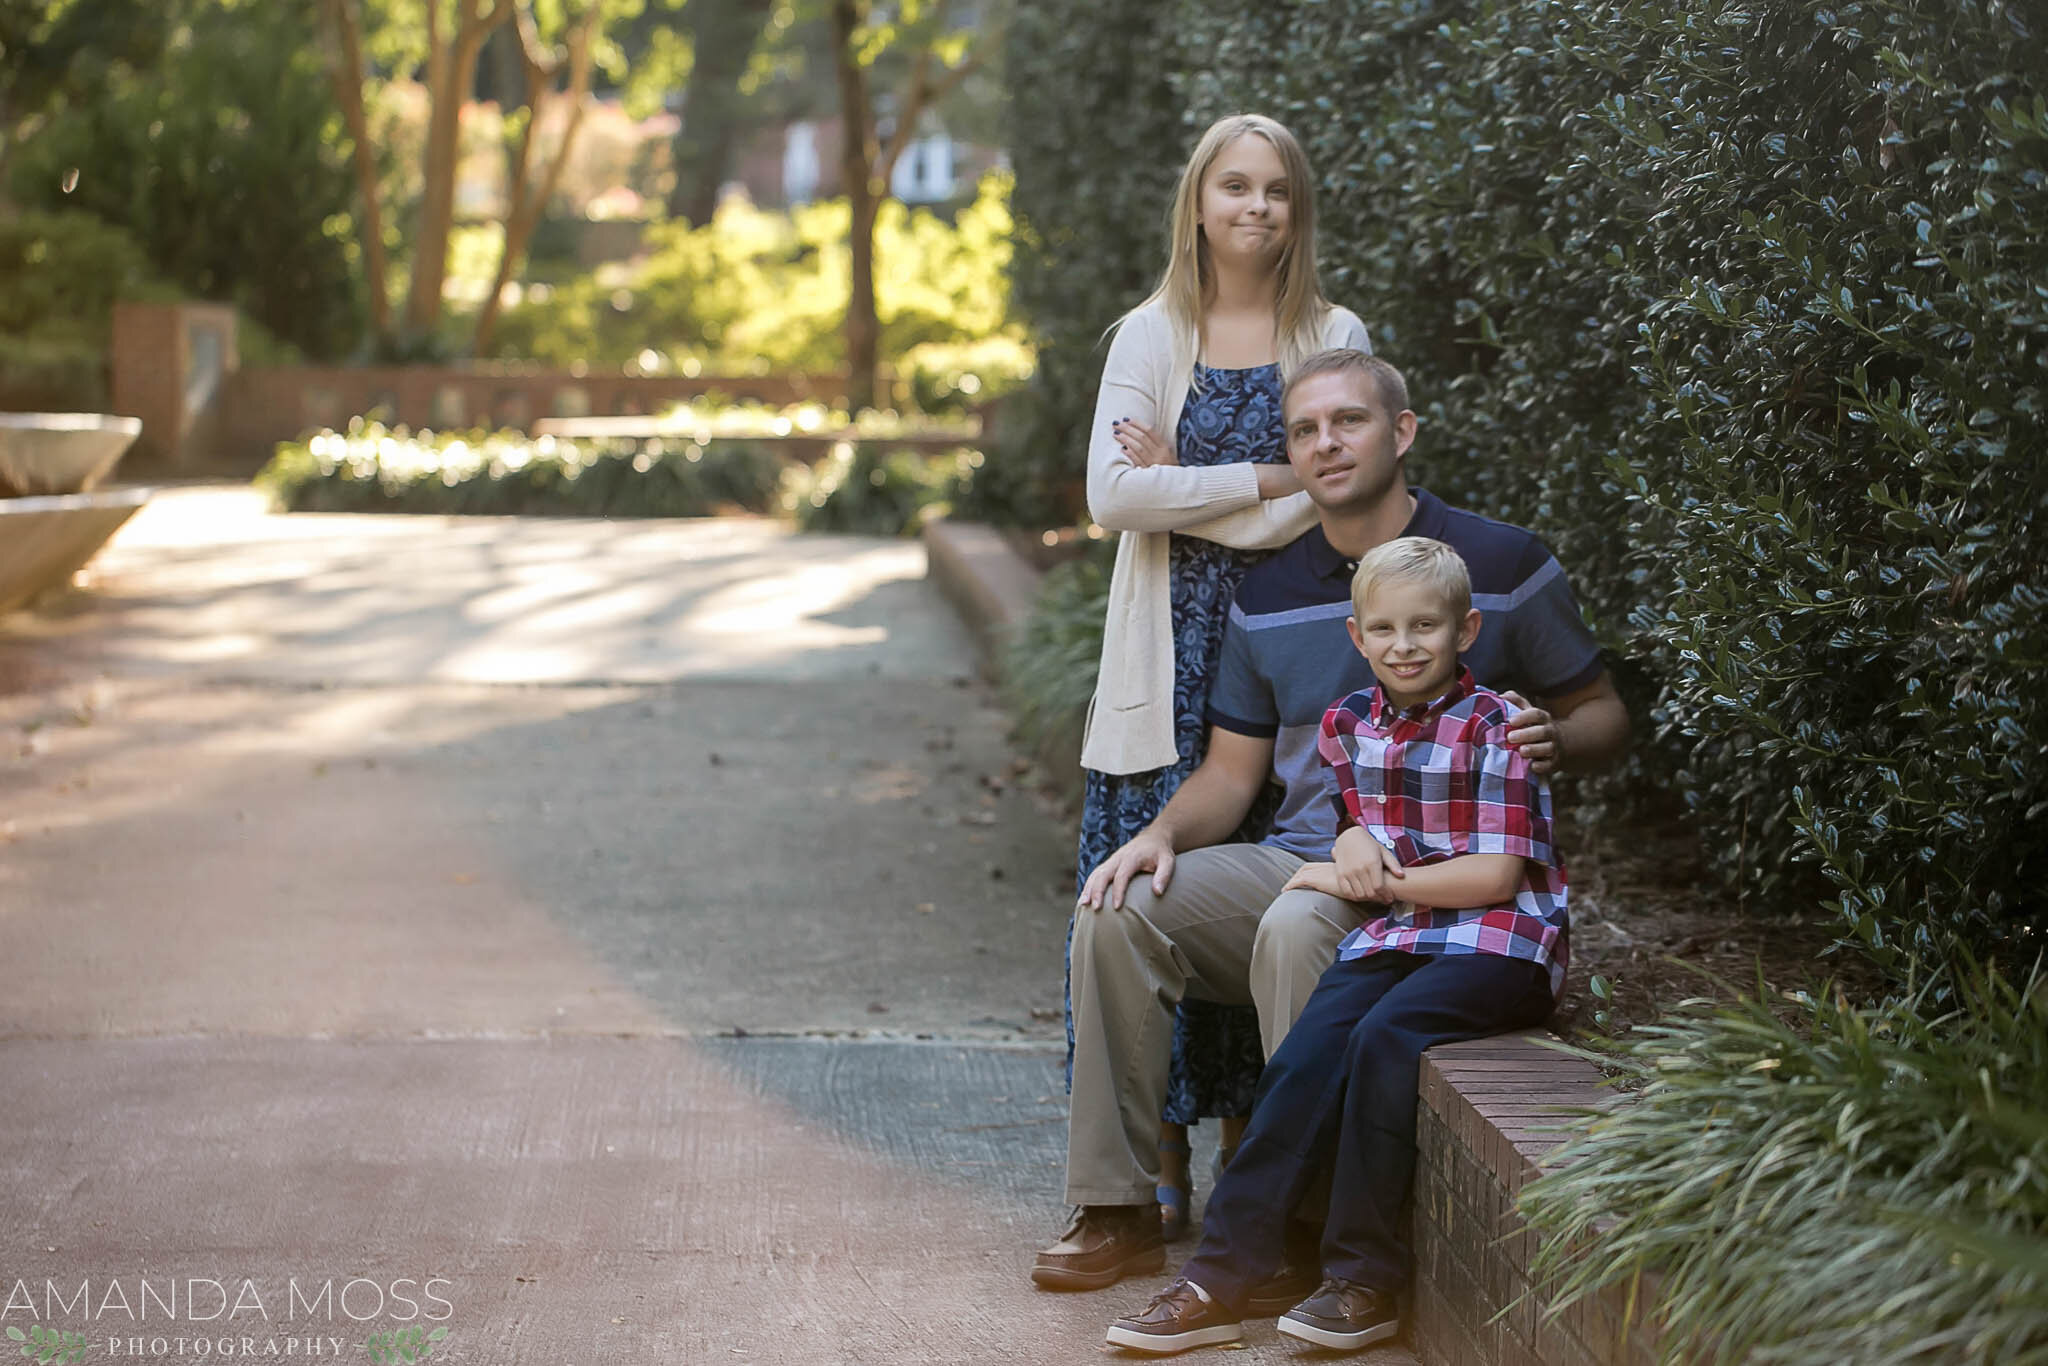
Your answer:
[897,334,1036,416]
[1000,536,1116,774]
[782,444,981,536]
[0,209,177,409]
[257,423,786,517]
[8,0,362,360]
[486,171,1029,399]
[257,417,980,534]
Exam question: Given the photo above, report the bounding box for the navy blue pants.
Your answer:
[1179,949,1554,1306]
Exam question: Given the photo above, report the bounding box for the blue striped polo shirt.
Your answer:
[1207,488,1605,861]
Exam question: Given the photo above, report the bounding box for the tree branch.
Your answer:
[876,49,931,189]
[877,46,981,189]
[474,2,602,354]
[320,0,391,340]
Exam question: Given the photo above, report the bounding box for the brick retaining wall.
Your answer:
[1412,1036,1660,1366]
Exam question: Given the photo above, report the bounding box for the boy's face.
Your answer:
[1346,579,1482,710]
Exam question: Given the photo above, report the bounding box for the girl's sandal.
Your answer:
[1157,1137,1194,1242]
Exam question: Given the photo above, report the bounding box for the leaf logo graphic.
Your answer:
[5,1326,89,1365]
[362,1325,449,1364]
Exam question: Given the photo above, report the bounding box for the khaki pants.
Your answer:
[1063,843,1367,1207]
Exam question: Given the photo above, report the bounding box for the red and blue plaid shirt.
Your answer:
[1317,667,1568,995]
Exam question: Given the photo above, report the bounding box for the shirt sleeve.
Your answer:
[1325,305,1373,355]
[1463,719,1557,867]
[1206,599,1278,737]
[1504,539,1606,699]
[1084,310,1263,532]
[1317,700,1363,831]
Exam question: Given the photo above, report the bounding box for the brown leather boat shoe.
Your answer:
[1029,1205,1166,1291]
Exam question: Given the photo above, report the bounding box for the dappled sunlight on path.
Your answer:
[10,487,969,685]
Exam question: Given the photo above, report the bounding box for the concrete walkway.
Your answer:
[0,490,1416,1365]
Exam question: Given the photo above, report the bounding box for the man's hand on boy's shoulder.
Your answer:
[1501,674,1629,776]
[1498,690,1562,774]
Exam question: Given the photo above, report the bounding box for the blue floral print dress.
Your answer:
[1071,362,1287,1126]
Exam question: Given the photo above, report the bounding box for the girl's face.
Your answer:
[1197,133,1291,267]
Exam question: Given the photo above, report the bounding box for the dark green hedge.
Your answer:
[957,0,1188,527]
[0,210,181,410]
[9,0,362,361]
[1052,0,2048,981]
[980,4,2048,1345]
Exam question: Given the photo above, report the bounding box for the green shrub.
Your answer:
[781,444,980,537]
[1000,3,2048,1351]
[1521,967,2048,1364]
[0,210,178,409]
[959,0,1187,527]
[256,423,786,518]
[1166,0,2048,980]
[897,334,1036,416]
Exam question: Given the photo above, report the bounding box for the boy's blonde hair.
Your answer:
[1350,536,1472,622]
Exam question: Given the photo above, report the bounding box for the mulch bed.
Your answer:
[1553,804,1885,1034]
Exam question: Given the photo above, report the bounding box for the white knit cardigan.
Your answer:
[1079,300,1373,774]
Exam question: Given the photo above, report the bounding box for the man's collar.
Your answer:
[1368,664,1478,729]
[1306,488,1448,581]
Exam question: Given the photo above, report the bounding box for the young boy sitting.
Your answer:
[1103,535,1569,1355]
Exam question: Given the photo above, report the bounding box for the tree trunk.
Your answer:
[830,0,879,412]
[666,0,774,225]
[829,6,981,413]
[320,0,391,344]
[405,0,508,338]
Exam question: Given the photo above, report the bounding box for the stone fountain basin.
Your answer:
[0,414,150,615]
[0,412,144,497]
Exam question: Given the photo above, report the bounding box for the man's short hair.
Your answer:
[1350,536,1472,622]
[1282,348,1411,418]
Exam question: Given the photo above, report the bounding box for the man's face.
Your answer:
[1284,369,1416,512]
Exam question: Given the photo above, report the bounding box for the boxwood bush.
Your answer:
[1152,0,2048,984]
[782,444,981,537]
[257,425,787,518]
[1001,537,1118,777]
[256,421,982,536]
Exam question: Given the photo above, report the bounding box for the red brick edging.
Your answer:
[1413,1035,1660,1366]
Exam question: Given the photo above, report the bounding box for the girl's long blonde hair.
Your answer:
[1124,113,1331,382]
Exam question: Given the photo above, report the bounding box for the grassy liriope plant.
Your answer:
[1519,966,2048,1363]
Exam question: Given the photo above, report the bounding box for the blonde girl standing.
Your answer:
[1066,112,1370,1242]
